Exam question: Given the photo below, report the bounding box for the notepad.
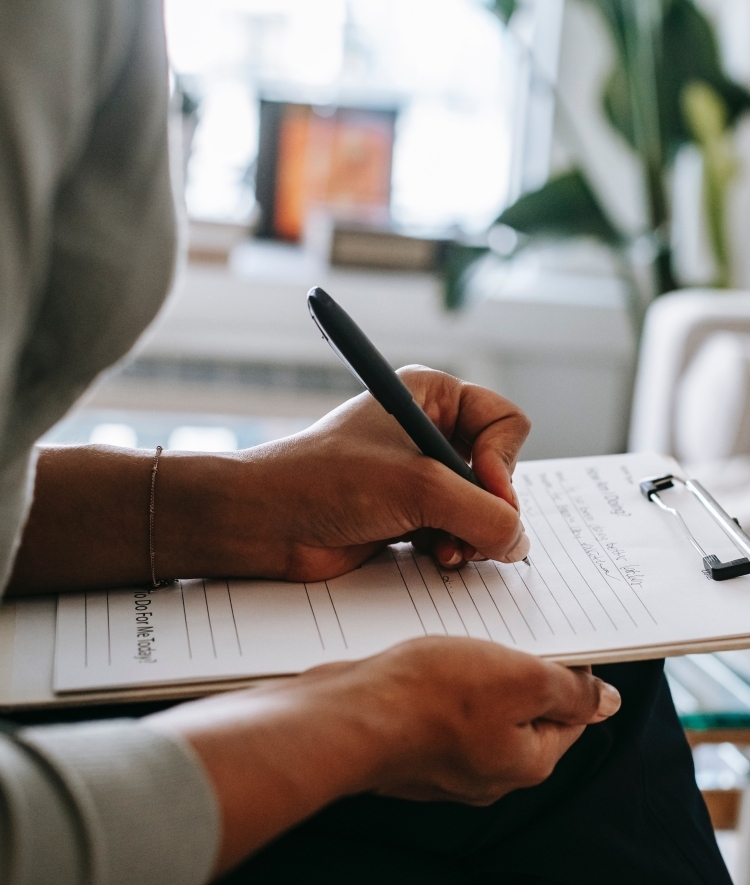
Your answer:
[40,451,750,698]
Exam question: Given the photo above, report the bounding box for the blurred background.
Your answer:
[45,2,750,874]
[50,0,750,464]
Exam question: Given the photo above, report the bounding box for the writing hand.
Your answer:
[155,365,531,582]
[10,367,530,591]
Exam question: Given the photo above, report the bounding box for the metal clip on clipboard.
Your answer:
[640,475,750,581]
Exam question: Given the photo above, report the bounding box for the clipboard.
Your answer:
[6,452,750,713]
[641,474,750,581]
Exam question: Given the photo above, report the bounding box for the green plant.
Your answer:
[682,80,740,288]
[446,0,750,327]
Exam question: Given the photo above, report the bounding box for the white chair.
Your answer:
[630,289,750,529]
[630,289,750,458]
[630,289,750,884]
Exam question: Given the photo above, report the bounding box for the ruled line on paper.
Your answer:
[522,554,576,635]
[511,561,555,634]
[304,584,326,650]
[442,572,470,636]
[438,566,491,640]
[556,476,657,626]
[179,581,192,659]
[106,591,111,666]
[472,564,516,644]
[326,581,348,649]
[411,552,466,636]
[491,562,536,641]
[522,516,594,630]
[538,473,638,628]
[455,567,492,640]
[202,581,217,658]
[407,551,449,635]
[522,476,618,630]
[391,550,428,636]
[226,580,243,655]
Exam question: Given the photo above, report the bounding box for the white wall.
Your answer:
[134,240,634,460]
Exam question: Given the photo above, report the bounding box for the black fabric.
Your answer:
[221,660,731,885]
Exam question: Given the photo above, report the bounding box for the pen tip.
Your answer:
[523,557,531,566]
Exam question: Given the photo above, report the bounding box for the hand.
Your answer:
[147,636,621,877]
[9,366,530,592]
[157,365,531,583]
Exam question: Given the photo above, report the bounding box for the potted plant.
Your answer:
[445,0,750,332]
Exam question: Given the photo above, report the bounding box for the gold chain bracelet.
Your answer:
[149,445,172,588]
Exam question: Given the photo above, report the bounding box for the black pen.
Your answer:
[307,286,530,565]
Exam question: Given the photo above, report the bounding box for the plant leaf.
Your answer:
[682,81,739,287]
[592,0,750,157]
[497,169,623,245]
[580,0,630,57]
[488,0,517,24]
[661,0,750,143]
[441,243,487,311]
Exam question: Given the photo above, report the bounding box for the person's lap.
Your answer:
[220,661,731,885]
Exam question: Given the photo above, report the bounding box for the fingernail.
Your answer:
[445,550,463,567]
[595,681,621,718]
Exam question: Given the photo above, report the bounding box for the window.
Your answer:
[165,0,559,234]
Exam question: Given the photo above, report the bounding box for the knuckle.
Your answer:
[522,662,555,708]
[397,363,430,377]
[519,748,556,787]
[396,364,432,391]
[517,410,532,436]
[411,459,447,518]
[468,788,502,807]
[526,757,556,787]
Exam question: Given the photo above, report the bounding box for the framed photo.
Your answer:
[255,101,397,242]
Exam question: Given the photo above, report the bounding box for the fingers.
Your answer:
[411,529,482,568]
[391,367,531,562]
[397,366,531,507]
[536,661,621,726]
[455,391,529,507]
[347,638,619,804]
[498,660,620,789]
[417,463,530,562]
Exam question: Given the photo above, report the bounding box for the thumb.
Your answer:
[537,663,621,726]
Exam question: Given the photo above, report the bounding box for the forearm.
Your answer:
[7,444,268,594]
[146,676,387,878]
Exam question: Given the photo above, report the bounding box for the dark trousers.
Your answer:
[221,660,732,885]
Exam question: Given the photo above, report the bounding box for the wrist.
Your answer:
[147,674,392,873]
[155,449,281,580]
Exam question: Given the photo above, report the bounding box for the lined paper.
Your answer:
[54,452,750,693]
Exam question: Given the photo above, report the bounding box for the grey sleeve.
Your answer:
[0,720,220,885]
[0,2,221,881]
